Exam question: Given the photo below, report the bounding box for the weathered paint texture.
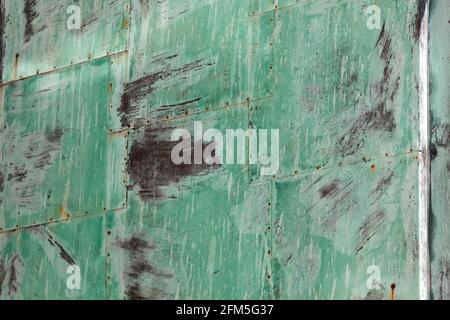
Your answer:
[429,0,450,300]
[0,0,446,299]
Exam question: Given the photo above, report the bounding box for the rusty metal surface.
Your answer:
[0,0,445,300]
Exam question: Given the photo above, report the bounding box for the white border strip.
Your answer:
[418,0,431,301]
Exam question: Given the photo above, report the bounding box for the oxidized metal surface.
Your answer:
[0,0,445,300]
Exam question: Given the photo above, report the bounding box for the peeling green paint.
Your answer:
[0,0,446,300]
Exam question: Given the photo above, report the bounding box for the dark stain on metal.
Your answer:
[304,176,324,192]
[355,210,385,254]
[80,16,101,32]
[116,234,174,300]
[46,231,76,266]
[432,123,450,148]
[158,97,202,111]
[372,171,394,196]
[430,122,450,161]
[0,170,4,193]
[0,0,5,82]
[7,166,28,182]
[116,235,156,252]
[45,127,63,144]
[337,24,396,157]
[0,261,6,296]
[127,126,219,201]
[7,254,23,295]
[24,128,64,170]
[430,143,438,161]
[23,0,38,42]
[23,0,48,43]
[119,54,213,127]
[316,180,353,232]
[437,258,450,299]
[365,287,385,300]
[319,180,340,198]
[412,0,427,41]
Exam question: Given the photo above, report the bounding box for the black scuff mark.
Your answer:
[0,261,6,296]
[116,234,174,300]
[80,16,101,32]
[0,170,4,193]
[303,175,324,192]
[23,0,47,43]
[7,254,23,295]
[371,171,394,200]
[314,180,354,232]
[45,127,64,144]
[0,0,6,82]
[55,241,76,266]
[119,54,213,128]
[430,143,438,161]
[355,210,386,255]
[431,122,450,161]
[117,235,156,252]
[337,23,397,157]
[374,21,386,48]
[158,97,202,111]
[437,258,450,299]
[365,285,386,300]
[319,179,340,199]
[127,126,219,202]
[7,166,27,182]
[432,123,450,148]
[412,0,427,42]
[45,231,76,266]
[4,126,63,212]
[26,127,64,169]
[322,190,352,231]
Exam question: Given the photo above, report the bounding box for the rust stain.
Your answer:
[13,53,19,80]
[108,128,128,144]
[390,283,396,300]
[108,82,113,96]
[59,206,70,220]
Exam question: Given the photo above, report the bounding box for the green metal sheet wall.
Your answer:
[430,0,450,300]
[0,0,446,300]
